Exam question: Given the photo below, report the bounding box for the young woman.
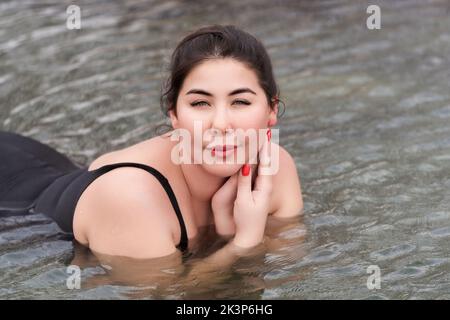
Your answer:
[0,25,303,263]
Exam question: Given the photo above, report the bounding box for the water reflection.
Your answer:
[68,217,306,299]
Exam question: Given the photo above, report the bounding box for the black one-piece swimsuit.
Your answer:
[0,130,188,252]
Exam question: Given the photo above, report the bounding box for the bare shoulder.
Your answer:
[73,134,183,259]
[87,135,173,171]
[269,144,304,218]
[74,166,179,259]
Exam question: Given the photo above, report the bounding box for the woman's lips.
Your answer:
[210,145,238,157]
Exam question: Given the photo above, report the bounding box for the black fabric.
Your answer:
[0,131,188,252]
[0,131,80,214]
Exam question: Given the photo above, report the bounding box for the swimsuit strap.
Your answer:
[92,162,188,252]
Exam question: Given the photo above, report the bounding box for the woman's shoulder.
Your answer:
[73,134,185,256]
[270,143,297,179]
[269,143,304,218]
[87,134,175,172]
[76,169,180,258]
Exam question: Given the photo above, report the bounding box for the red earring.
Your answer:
[267,128,272,141]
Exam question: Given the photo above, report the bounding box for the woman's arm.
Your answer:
[76,219,305,291]
[77,229,267,290]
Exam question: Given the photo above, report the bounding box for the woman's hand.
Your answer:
[211,172,238,236]
[211,135,269,236]
[233,137,273,248]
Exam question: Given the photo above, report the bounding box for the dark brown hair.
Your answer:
[157,24,284,133]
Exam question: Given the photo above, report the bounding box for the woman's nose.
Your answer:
[210,106,231,133]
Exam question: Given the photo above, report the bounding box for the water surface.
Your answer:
[1,0,450,299]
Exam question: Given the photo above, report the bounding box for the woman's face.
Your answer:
[170,57,277,177]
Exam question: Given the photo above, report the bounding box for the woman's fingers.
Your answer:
[236,133,272,201]
[254,137,273,194]
[211,173,239,212]
[236,163,252,201]
[218,173,238,198]
[259,131,271,167]
[224,173,239,202]
[212,173,239,236]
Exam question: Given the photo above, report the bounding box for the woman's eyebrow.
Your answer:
[186,87,256,96]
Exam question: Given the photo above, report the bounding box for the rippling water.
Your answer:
[1,0,450,299]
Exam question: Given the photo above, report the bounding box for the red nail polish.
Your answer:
[241,164,250,176]
[211,147,215,157]
[267,128,272,141]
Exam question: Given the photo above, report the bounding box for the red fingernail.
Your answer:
[211,147,215,157]
[241,164,250,176]
[267,128,272,141]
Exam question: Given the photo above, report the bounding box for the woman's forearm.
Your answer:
[184,236,266,284]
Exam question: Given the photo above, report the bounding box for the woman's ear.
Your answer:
[268,98,278,127]
[168,109,179,129]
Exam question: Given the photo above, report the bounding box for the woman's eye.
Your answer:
[190,101,210,107]
[233,100,251,105]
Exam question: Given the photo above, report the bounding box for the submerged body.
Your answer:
[0,130,303,259]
